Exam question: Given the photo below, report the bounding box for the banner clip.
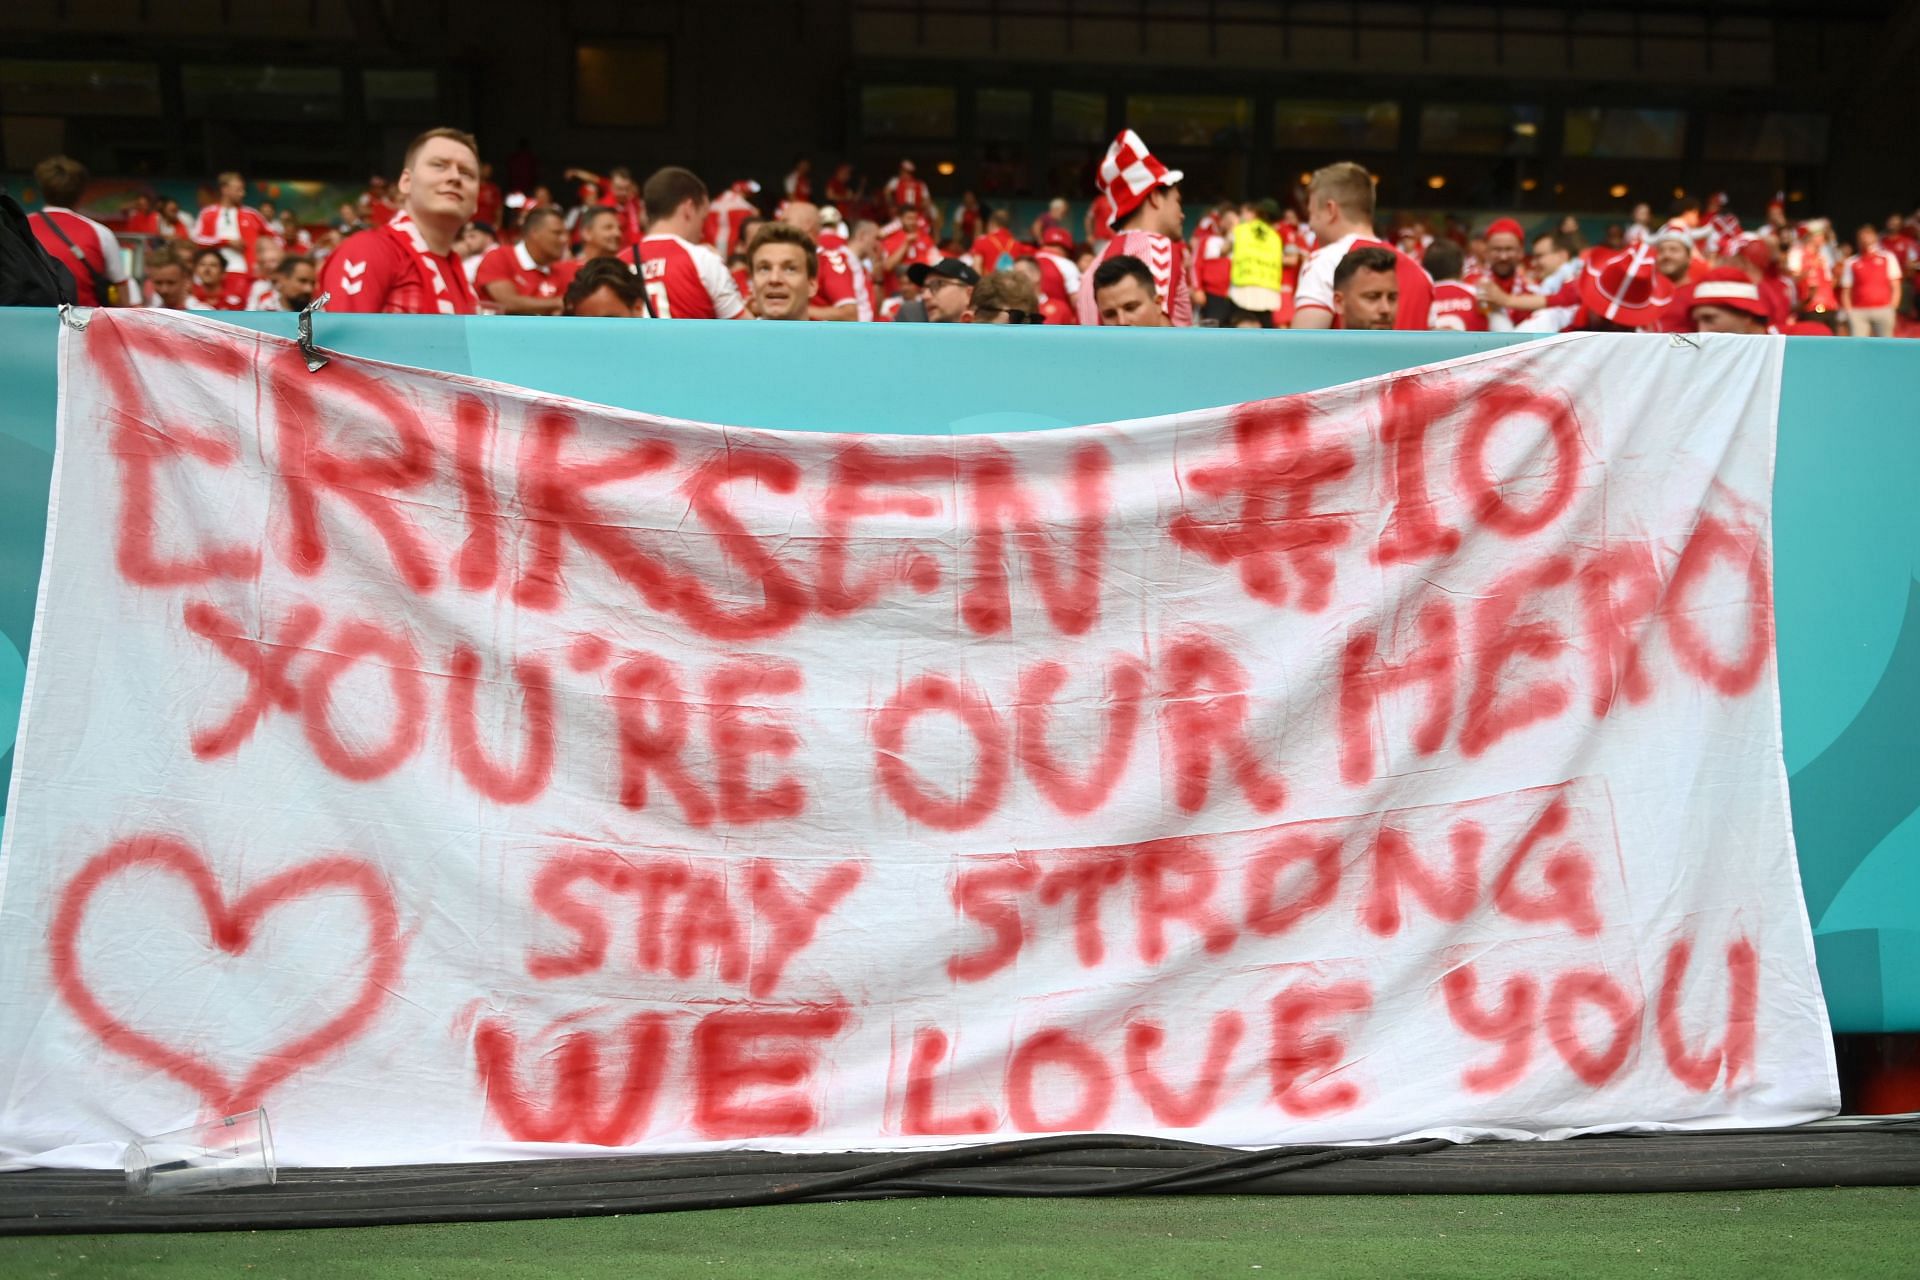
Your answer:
[297,293,332,372]
[55,305,92,332]
[1667,334,1702,350]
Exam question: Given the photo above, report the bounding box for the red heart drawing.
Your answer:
[48,834,405,1115]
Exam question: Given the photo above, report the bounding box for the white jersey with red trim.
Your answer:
[703,191,759,258]
[1075,230,1192,326]
[885,174,930,213]
[191,203,271,273]
[630,232,748,320]
[30,207,129,307]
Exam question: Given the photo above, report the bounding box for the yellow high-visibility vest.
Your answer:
[1230,219,1283,291]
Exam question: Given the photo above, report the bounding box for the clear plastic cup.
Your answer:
[124,1107,276,1195]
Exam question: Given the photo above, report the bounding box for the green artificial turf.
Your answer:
[4,1189,1916,1279]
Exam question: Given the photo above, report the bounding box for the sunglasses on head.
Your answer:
[973,306,1044,324]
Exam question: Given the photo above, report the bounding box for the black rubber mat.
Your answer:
[5,1121,1918,1235]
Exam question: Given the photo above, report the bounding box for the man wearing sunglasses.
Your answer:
[965,270,1045,324]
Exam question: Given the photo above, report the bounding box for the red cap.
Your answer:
[1041,225,1073,249]
[1689,266,1769,319]
[1484,217,1525,242]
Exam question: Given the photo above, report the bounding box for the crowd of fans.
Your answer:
[24,124,1919,337]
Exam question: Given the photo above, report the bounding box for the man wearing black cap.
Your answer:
[903,258,980,322]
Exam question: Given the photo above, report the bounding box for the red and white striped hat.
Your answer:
[1689,266,1768,319]
[1097,129,1185,223]
[1578,243,1676,327]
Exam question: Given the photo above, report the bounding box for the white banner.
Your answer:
[0,311,1834,1167]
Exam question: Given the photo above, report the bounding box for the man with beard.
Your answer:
[1333,246,1399,330]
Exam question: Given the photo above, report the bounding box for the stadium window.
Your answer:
[1051,90,1108,145]
[860,86,957,139]
[0,60,161,117]
[363,69,439,124]
[1704,112,1827,165]
[976,88,1031,143]
[1419,104,1542,156]
[1272,100,1400,153]
[1562,108,1686,160]
[574,41,669,128]
[1124,95,1250,150]
[181,65,343,121]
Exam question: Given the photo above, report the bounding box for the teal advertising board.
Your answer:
[0,308,1914,1031]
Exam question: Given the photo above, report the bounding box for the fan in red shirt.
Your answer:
[190,247,249,310]
[318,127,482,315]
[1086,191,1114,258]
[880,205,938,294]
[551,205,625,296]
[1030,226,1083,323]
[884,161,930,221]
[622,166,749,320]
[1289,162,1431,330]
[1470,217,1539,326]
[191,170,271,276]
[1075,129,1192,326]
[27,155,131,307]
[359,175,398,227]
[120,192,161,239]
[969,207,1018,274]
[473,205,568,315]
[704,181,761,260]
[1192,205,1236,323]
[1841,224,1904,337]
[784,159,813,206]
[779,202,867,321]
[824,163,862,208]
[474,163,505,232]
[1423,240,1487,331]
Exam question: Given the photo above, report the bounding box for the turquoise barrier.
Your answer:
[1,308,1915,1031]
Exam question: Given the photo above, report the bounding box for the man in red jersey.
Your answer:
[358,175,397,227]
[626,167,748,320]
[884,160,930,221]
[473,205,567,314]
[781,202,866,321]
[551,205,624,296]
[1075,129,1191,326]
[1423,240,1486,330]
[704,180,761,258]
[970,207,1018,275]
[1840,224,1903,337]
[880,204,938,295]
[1290,161,1432,330]
[191,169,271,277]
[190,247,247,309]
[474,162,504,231]
[319,128,481,314]
[1032,226,1082,321]
[28,155,130,306]
[1472,217,1539,327]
